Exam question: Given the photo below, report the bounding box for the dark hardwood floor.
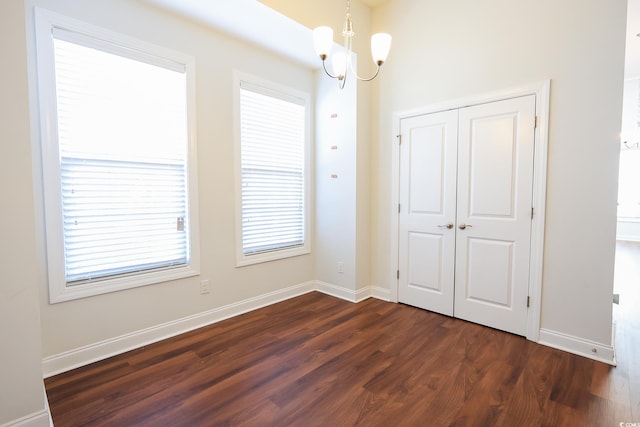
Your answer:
[46,245,640,426]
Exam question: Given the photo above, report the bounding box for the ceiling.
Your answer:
[145,0,636,79]
[360,0,387,6]
[142,0,319,68]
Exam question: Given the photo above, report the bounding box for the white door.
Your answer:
[454,96,536,336]
[397,95,536,336]
[398,110,458,315]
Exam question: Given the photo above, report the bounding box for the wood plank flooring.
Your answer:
[46,244,640,426]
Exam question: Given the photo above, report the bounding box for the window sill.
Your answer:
[49,264,199,303]
[236,246,310,267]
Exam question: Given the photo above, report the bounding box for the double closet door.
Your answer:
[398,95,536,336]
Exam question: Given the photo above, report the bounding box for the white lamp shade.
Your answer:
[313,26,334,58]
[332,52,347,77]
[371,33,392,65]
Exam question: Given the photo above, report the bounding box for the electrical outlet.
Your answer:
[200,279,210,295]
[337,261,344,274]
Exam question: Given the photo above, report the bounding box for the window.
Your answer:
[235,75,311,266]
[34,9,199,302]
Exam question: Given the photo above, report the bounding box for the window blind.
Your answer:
[239,83,306,255]
[53,30,190,284]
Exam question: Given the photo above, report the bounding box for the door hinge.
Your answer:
[527,296,531,308]
[531,207,534,219]
[397,270,400,279]
[397,134,402,144]
[398,203,401,213]
[534,116,538,129]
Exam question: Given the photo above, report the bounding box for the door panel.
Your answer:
[398,110,458,315]
[468,115,517,217]
[465,238,514,306]
[409,128,444,213]
[454,95,536,336]
[407,232,445,292]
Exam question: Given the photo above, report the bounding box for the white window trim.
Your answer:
[34,8,200,303]
[233,71,312,267]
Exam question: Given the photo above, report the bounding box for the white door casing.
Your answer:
[397,94,537,337]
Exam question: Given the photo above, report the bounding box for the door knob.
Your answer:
[458,223,473,230]
[438,223,454,229]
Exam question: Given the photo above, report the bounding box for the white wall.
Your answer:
[370,0,626,347]
[261,0,373,293]
[315,65,358,291]
[25,0,316,358]
[0,1,49,425]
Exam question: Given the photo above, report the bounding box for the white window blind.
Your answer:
[239,82,306,255]
[52,29,190,284]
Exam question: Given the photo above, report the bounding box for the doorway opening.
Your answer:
[613,0,640,379]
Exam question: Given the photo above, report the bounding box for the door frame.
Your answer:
[390,80,550,342]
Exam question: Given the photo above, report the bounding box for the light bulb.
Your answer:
[332,52,347,79]
[313,26,334,60]
[371,33,392,65]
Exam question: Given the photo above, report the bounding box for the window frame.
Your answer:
[233,71,312,267]
[34,8,200,303]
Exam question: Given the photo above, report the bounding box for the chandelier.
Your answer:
[312,0,392,89]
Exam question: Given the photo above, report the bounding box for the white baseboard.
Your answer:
[44,382,53,427]
[315,281,392,303]
[1,410,51,427]
[315,280,359,302]
[369,286,392,301]
[43,281,394,377]
[48,280,619,377]
[42,281,315,378]
[538,326,616,366]
[0,384,52,427]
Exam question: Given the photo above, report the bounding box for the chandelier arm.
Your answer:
[348,62,382,82]
[321,59,347,89]
[321,59,343,80]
